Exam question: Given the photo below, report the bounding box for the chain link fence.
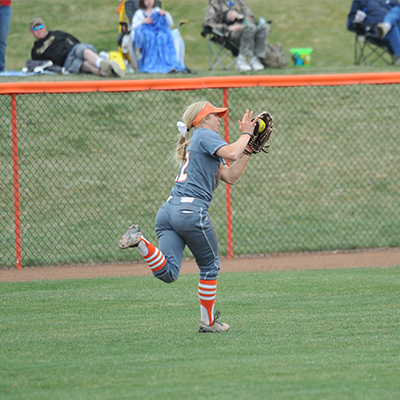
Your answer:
[1,76,399,268]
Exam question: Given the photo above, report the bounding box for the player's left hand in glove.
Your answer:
[247,111,274,154]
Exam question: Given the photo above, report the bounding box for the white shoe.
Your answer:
[110,60,125,78]
[100,60,113,77]
[377,22,391,39]
[236,55,252,72]
[33,60,53,73]
[198,312,230,333]
[119,223,141,249]
[249,56,264,71]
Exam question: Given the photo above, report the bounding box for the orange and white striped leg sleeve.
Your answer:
[198,279,217,326]
[138,237,166,273]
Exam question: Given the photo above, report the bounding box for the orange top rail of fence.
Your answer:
[2,72,400,95]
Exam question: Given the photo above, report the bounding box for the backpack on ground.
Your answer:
[261,42,287,69]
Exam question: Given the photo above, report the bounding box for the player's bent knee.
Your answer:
[199,268,219,281]
[154,267,179,283]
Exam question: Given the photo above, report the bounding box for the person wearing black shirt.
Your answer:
[29,17,125,77]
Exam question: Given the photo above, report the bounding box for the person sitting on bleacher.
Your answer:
[203,0,270,72]
[347,0,400,65]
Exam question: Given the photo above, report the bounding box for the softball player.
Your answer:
[119,100,257,333]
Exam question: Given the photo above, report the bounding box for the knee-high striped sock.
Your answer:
[137,237,166,273]
[198,279,217,326]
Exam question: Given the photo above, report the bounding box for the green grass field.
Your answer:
[1,267,399,400]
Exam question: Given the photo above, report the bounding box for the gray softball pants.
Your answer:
[154,196,221,283]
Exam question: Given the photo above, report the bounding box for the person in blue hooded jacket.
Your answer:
[347,0,400,65]
[131,0,184,73]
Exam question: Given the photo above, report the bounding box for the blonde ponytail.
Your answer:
[175,135,189,163]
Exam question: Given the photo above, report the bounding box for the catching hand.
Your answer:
[247,111,274,154]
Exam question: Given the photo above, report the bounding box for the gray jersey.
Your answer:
[170,128,227,204]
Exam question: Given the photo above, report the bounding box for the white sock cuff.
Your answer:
[137,238,149,256]
[200,304,214,326]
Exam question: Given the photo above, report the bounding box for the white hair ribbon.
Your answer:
[177,121,188,138]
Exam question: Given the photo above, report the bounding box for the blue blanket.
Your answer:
[134,12,185,73]
[0,70,39,77]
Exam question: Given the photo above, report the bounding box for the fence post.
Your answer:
[223,88,233,259]
[11,94,22,269]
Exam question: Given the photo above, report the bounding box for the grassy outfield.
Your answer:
[2,0,400,78]
[1,267,399,400]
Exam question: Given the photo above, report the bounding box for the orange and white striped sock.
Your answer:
[198,279,217,326]
[137,237,166,273]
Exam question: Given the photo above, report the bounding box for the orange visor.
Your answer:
[192,103,228,127]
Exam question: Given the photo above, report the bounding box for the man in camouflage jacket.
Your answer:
[203,0,270,71]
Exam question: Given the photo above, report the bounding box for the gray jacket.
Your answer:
[203,0,255,36]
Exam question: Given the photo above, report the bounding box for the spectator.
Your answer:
[130,0,185,73]
[347,0,400,65]
[29,18,125,77]
[203,0,270,72]
[0,0,12,72]
[130,0,174,42]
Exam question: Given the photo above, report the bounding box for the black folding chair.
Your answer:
[352,23,396,66]
[201,25,239,70]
